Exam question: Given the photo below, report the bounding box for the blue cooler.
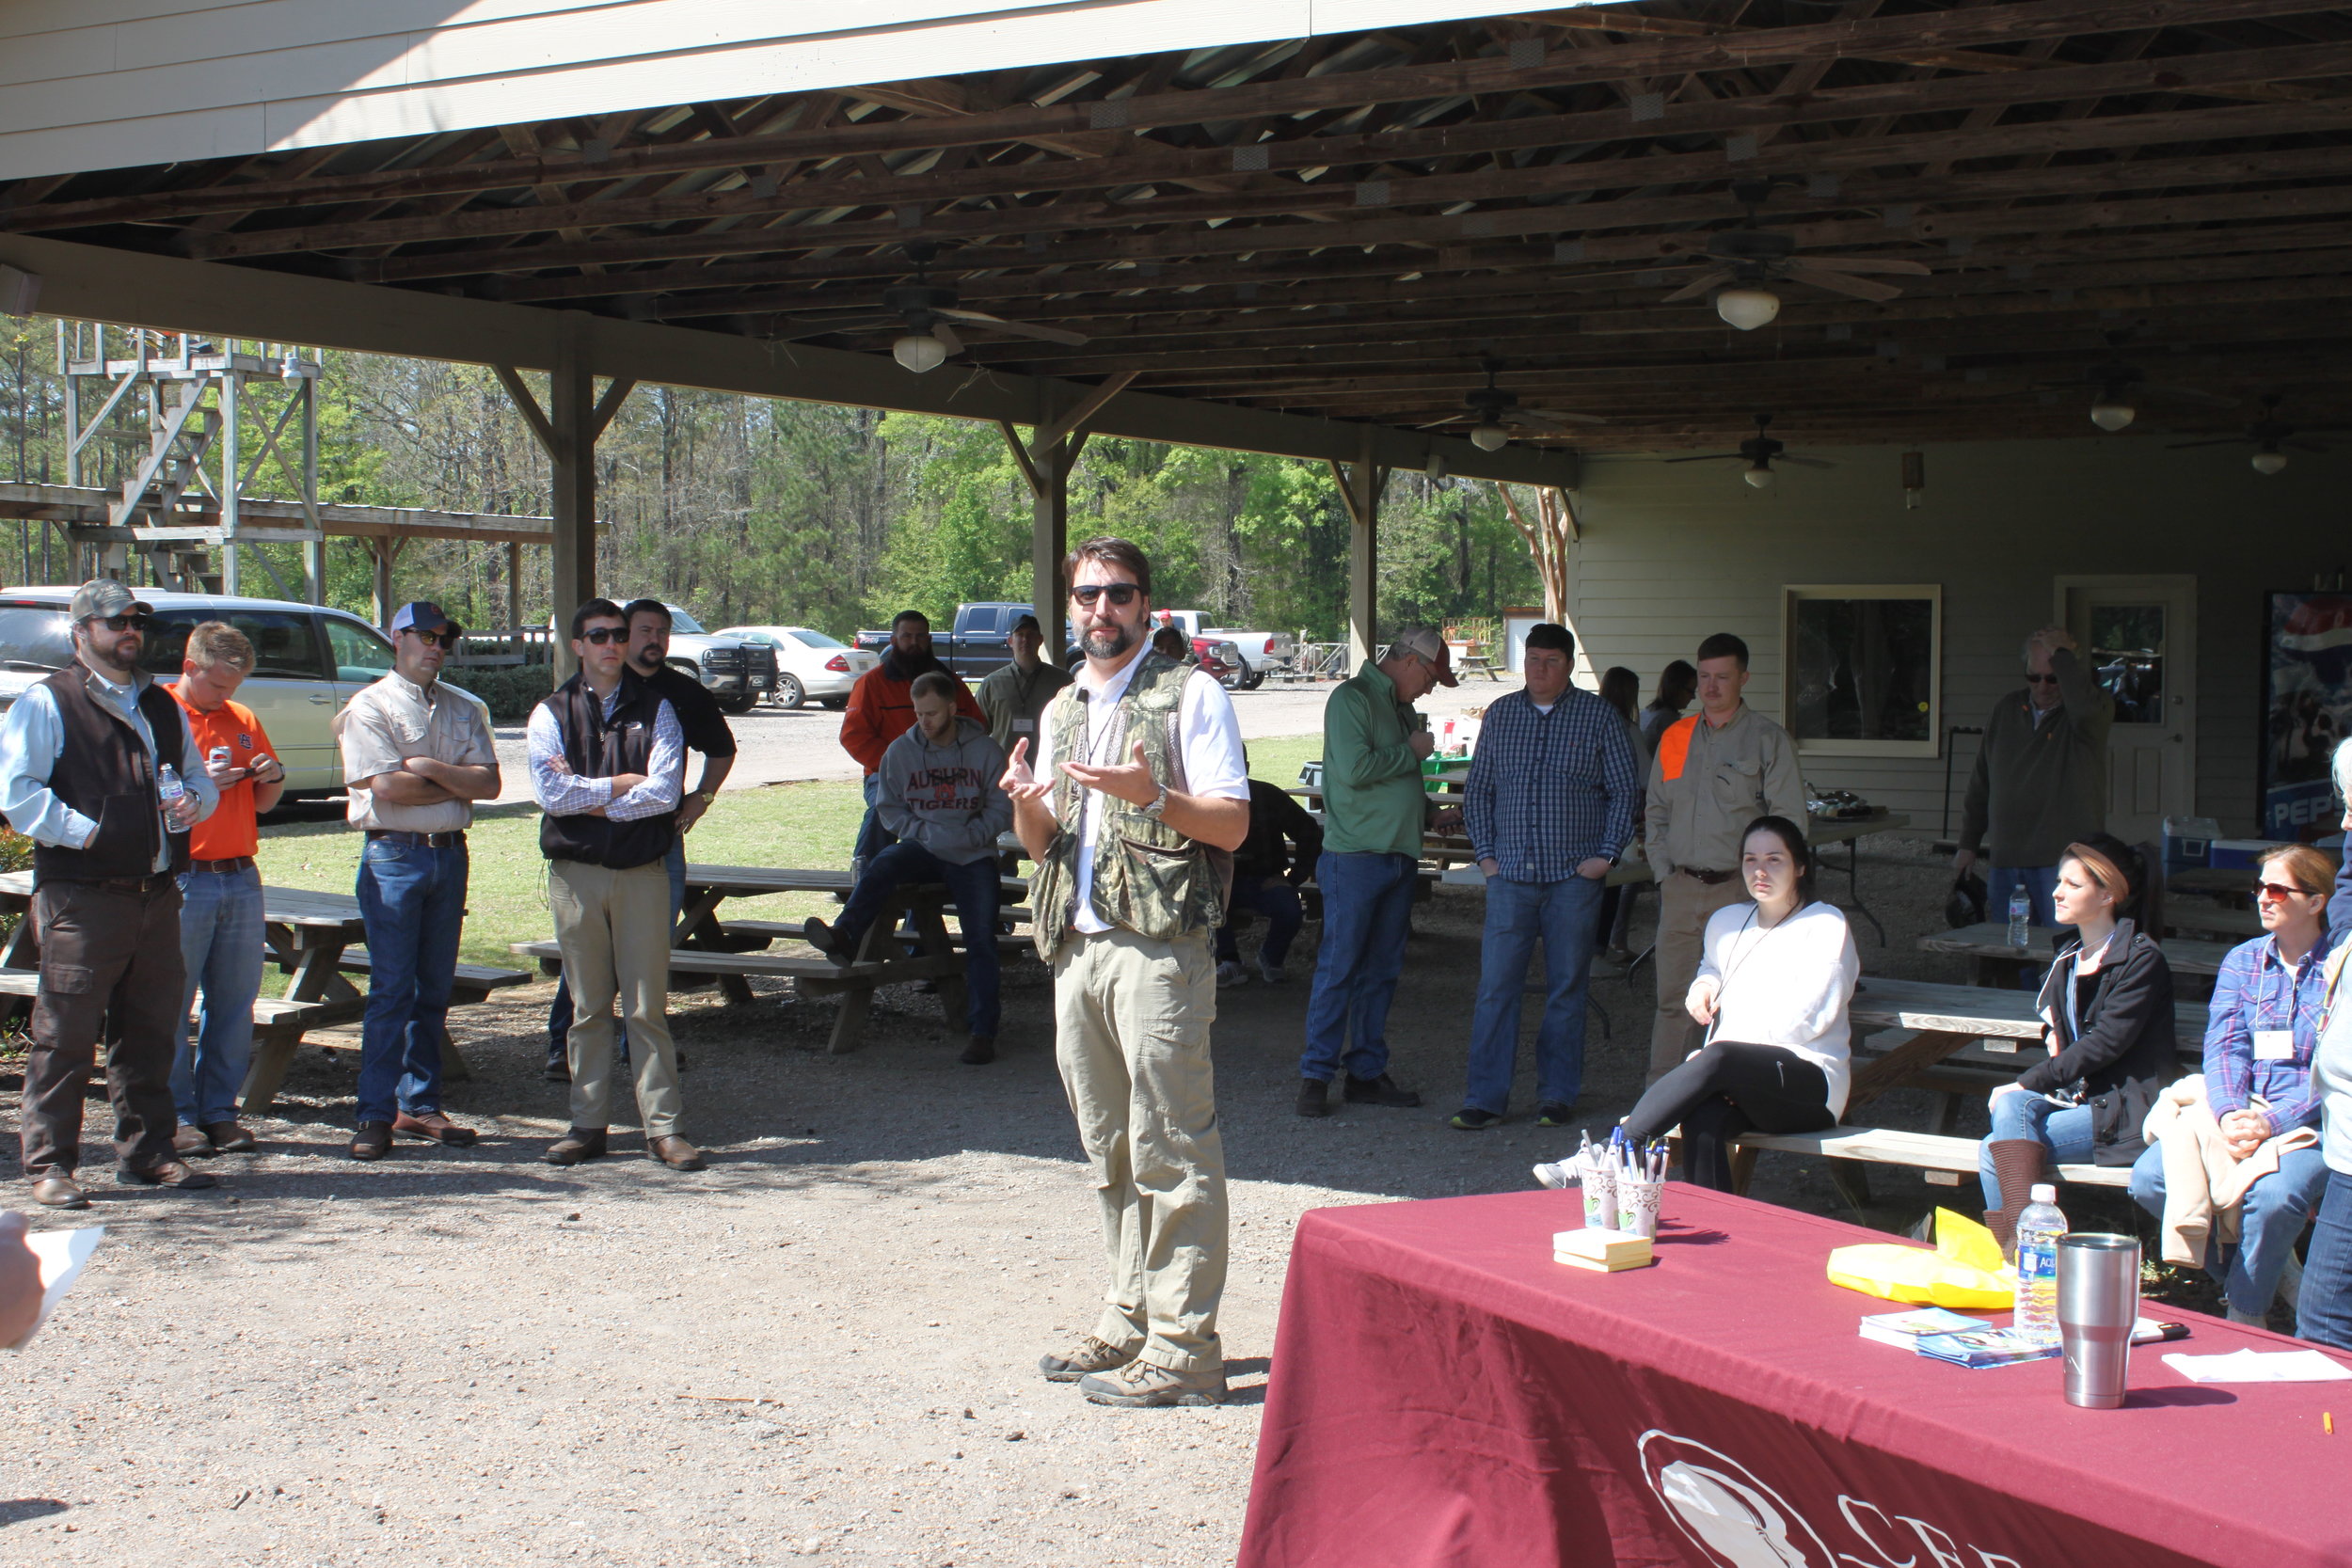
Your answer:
[2161,816,2221,872]
[2210,839,2272,871]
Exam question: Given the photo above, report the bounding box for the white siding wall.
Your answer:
[1563,437,2350,839]
[0,0,1541,182]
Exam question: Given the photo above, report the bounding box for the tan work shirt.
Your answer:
[1642,702,1805,879]
[335,671,497,833]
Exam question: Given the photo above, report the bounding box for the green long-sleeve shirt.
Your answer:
[1320,660,1427,857]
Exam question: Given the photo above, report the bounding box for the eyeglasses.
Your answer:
[87,613,151,633]
[2256,879,2317,902]
[402,628,460,649]
[1071,583,1141,608]
[2024,673,2060,686]
[578,626,628,645]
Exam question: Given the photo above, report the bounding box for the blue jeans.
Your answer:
[2130,1140,2328,1317]
[174,863,265,1127]
[548,839,686,1069]
[355,836,469,1126]
[1300,851,1417,1084]
[1979,1092,2097,1207]
[2297,1168,2352,1349]
[1462,874,1606,1115]
[852,772,898,865]
[1216,875,1305,967]
[834,840,1001,1036]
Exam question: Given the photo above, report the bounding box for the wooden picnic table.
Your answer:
[0,870,530,1115]
[1919,920,2234,985]
[1843,974,2203,1113]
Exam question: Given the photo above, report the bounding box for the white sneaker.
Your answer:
[1256,956,1286,984]
[1216,960,1249,988]
[1533,1161,1576,1190]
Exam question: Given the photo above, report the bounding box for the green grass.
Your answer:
[254,736,1322,967]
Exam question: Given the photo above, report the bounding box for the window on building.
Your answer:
[1783,585,1943,758]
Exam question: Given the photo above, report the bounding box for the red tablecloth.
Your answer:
[1238,1185,2352,1568]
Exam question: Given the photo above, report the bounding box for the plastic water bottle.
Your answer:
[2007,883,2031,947]
[155,761,186,816]
[2013,1183,2068,1346]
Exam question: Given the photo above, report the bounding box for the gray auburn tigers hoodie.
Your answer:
[875,715,1012,865]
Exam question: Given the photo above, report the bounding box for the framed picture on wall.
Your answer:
[1781,584,1943,758]
[2260,589,2352,842]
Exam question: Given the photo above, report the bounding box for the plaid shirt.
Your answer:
[1465,687,1640,882]
[2205,926,2339,1135]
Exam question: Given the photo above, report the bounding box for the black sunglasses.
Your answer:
[578,626,628,645]
[1071,583,1141,608]
[2257,879,2317,902]
[87,613,152,633]
[2024,673,2060,686]
[402,627,461,649]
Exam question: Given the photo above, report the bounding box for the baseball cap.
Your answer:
[389,601,463,637]
[1391,626,1458,687]
[1010,613,1042,636]
[70,578,152,622]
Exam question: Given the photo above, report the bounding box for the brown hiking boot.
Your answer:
[393,1110,478,1147]
[1077,1359,1227,1408]
[1039,1335,1136,1384]
[350,1121,392,1161]
[544,1128,608,1166]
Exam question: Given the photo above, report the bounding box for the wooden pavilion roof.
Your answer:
[7,0,2351,457]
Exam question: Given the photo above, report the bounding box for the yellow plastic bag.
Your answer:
[1826,1208,2014,1310]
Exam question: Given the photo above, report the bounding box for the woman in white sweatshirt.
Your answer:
[1611,815,1861,1190]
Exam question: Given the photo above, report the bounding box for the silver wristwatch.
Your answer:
[1142,783,1169,818]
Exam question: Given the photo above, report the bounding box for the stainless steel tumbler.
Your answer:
[2057,1232,2141,1409]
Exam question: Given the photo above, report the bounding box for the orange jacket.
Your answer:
[839,663,985,774]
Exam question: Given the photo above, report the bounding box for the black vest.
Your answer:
[536,668,676,869]
[29,663,190,881]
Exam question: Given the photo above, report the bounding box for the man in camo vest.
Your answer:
[1003,536,1250,1408]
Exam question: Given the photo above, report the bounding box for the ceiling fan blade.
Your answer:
[1795,256,1933,276]
[2290,438,2332,452]
[939,308,1089,346]
[1784,265,1902,303]
[930,321,964,356]
[1661,452,1743,463]
[1777,455,1837,469]
[1661,269,1736,304]
[1522,406,1612,425]
[2163,436,2242,450]
[2145,382,2237,407]
[1416,414,1472,429]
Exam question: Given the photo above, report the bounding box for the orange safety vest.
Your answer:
[1656,714,1702,783]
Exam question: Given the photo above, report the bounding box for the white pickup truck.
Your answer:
[1149,610,1295,689]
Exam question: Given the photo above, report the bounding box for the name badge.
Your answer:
[2254,1029,2296,1061]
[1012,718,1037,735]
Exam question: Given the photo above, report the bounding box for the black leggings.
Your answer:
[1621,1040,1837,1191]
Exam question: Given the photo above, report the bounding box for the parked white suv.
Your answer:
[0,588,489,798]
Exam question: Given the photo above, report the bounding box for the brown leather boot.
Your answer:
[544,1128,608,1166]
[1982,1138,2047,1259]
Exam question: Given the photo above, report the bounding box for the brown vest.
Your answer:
[31,664,190,881]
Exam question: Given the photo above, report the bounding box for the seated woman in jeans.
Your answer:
[1978,834,2176,1256]
[1602,816,1859,1191]
[2290,740,2352,1349]
[2129,843,2336,1323]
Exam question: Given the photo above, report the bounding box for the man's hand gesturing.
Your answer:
[1061,740,1160,806]
[1001,737,1053,802]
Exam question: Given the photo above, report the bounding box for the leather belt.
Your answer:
[1678,866,1736,885]
[192,856,254,873]
[60,872,178,893]
[367,830,467,848]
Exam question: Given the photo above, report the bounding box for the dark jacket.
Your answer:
[1960,647,2114,868]
[2017,916,2178,1163]
[537,668,675,870]
[34,665,190,881]
[1235,779,1323,883]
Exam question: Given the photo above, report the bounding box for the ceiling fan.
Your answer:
[1661,414,1834,488]
[2030,327,2234,431]
[2166,393,2336,474]
[1417,359,1608,451]
[814,242,1089,372]
[1660,179,1932,330]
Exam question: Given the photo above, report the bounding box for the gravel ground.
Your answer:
[0,832,2196,1565]
[484,673,1525,803]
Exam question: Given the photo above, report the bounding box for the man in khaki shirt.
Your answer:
[1642,632,1805,1079]
[333,602,501,1161]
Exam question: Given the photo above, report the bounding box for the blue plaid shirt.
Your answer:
[2205,925,2340,1135]
[1465,688,1640,882]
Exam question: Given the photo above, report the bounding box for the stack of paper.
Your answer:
[2163,1349,2352,1384]
[1859,1307,1987,1348]
[1554,1227,1655,1273]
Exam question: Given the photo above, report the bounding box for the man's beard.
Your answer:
[81,637,139,678]
[630,649,662,675]
[1081,621,1134,659]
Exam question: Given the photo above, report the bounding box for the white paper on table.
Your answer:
[2161,1348,2352,1384]
[4,1226,103,1351]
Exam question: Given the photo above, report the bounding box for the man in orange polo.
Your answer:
[167,622,286,1156]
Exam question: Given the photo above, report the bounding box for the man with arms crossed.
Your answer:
[1644,632,1805,1080]
[336,602,501,1162]
[532,599,700,1171]
[1005,536,1249,1408]
[0,580,218,1207]
[168,621,286,1158]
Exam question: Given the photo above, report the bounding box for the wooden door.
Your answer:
[2057,575,2198,844]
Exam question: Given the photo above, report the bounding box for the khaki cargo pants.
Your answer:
[1053,926,1227,1375]
[549,858,682,1139]
[1648,868,1750,1082]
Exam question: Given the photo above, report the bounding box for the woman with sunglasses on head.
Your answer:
[1564,815,1857,1192]
[2290,740,2352,1349]
[2128,843,2337,1323]
[1977,834,2176,1256]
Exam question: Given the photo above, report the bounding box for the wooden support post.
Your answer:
[498,320,630,679]
[505,540,523,641]
[1329,426,1389,670]
[367,537,403,628]
[1001,374,1128,658]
